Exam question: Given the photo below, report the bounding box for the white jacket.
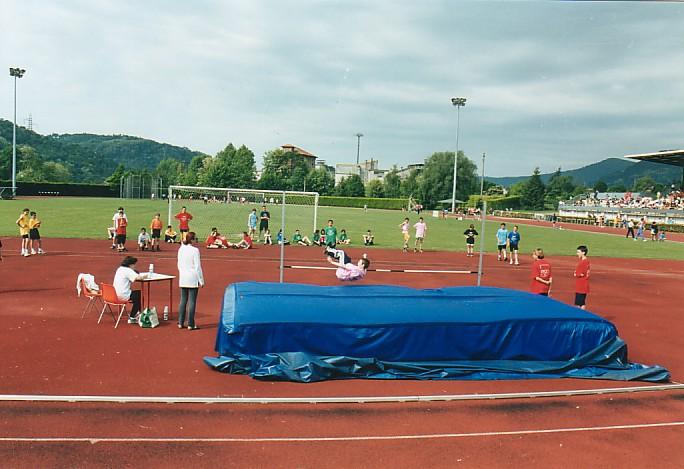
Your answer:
[177,243,205,288]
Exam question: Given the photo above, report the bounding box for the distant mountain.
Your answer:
[0,119,206,182]
[487,157,682,188]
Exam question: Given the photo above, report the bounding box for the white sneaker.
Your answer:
[22,252,30,257]
[127,317,138,324]
[38,249,45,254]
[30,249,37,255]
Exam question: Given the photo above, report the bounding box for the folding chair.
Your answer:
[79,277,102,319]
[98,283,128,328]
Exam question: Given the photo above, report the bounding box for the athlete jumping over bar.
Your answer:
[325,247,370,281]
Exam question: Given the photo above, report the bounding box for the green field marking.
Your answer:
[1,197,682,260]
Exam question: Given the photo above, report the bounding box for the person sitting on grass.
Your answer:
[363,230,375,246]
[312,229,322,246]
[231,231,253,250]
[164,225,178,243]
[325,247,370,282]
[338,229,351,245]
[292,229,312,246]
[205,227,229,249]
[277,229,290,245]
[263,229,273,245]
[319,227,327,245]
[659,231,666,242]
[137,228,151,251]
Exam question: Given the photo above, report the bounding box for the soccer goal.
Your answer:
[168,185,319,281]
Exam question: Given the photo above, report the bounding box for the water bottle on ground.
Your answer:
[149,264,154,274]
[163,305,169,321]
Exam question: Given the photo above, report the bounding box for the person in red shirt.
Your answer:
[574,245,591,309]
[174,206,193,242]
[205,227,229,249]
[114,207,128,252]
[530,248,552,296]
[231,231,253,250]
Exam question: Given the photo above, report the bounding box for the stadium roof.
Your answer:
[624,149,684,167]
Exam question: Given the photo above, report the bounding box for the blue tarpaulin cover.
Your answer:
[203,282,669,382]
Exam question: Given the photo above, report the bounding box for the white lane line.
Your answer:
[1,421,683,443]
[0,384,682,404]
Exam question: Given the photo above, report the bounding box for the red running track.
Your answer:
[0,238,682,468]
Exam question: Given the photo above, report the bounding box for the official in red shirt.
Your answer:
[530,248,552,296]
[574,245,591,309]
[174,206,193,242]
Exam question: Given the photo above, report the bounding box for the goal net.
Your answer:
[167,186,319,269]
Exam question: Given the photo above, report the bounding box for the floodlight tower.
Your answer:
[450,97,466,214]
[10,67,26,198]
[355,132,364,165]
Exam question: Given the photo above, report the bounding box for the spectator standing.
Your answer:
[495,223,509,261]
[573,246,591,310]
[28,211,45,255]
[530,248,552,296]
[259,205,270,242]
[413,217,427,253]
[650,221,659,241]
[626,219,635,239]
[177,232,204,330]
[463,224,478,257]
[150,213,163,251]
[399,217,410,252]
[114,207,128,252]
[507,225,521,265]
[16,208,30,257]
[324,219,338,247]
[248,208,258,238]
[174,206,193,242]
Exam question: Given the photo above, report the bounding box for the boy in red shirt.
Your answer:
[174,206,193,242]
[530,248,552,296]
[114,208,128,252]
[574,245,591,309]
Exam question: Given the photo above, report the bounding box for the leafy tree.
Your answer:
[183,155,207,185]
[633,175,656,193]
[259,148,311,190]
[366,179,385,198]
[607,182,627,192]
[155,158,186,187]
[199,144,257,189]
[508,180,526,196]
[521,167,546,210]
[545,167,576,205]
[105,163,127,188]
[383,167,402,198]
[42,161,71,182]
[594,180,608,192]
[0,146,12,180]
[400,169,421,198]
[336,174,365,197]
[417,151,477,207]
[305,167,334,195]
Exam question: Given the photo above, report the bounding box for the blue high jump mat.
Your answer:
[203,282,669,383]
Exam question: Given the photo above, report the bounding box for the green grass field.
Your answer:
[1,197,682,260]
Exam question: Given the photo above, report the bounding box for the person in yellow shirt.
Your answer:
[164,225,178,243]
[28,211,44,255]
[16,208,30,257]
[150,213,163,251]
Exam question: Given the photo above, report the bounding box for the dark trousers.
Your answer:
[626,227,635,238]
[129,290,141,318]
[178,287,199,327]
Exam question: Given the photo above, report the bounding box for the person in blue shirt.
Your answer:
[247,208,258,239]
[495,223,509,262]
[507,225,521,265]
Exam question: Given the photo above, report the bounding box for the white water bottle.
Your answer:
[163,305,169,321]
[149,264,154,274]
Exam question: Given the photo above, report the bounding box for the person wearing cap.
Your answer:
[113,256,148,324]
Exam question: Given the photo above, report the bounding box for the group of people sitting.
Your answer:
[279,229,375,247]
[205,228,254,250]
[566,191,684,211]
[135,225,181,250]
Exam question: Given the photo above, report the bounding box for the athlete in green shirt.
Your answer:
[324,219,337,247]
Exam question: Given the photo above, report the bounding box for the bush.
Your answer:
[319,196,407,210]
[467,195,521,210]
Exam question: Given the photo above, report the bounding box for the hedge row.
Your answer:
[0,180,117,197]
[467,195,522,210]
[319,196,408,210]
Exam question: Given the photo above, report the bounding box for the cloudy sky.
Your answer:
[2,1,684,176]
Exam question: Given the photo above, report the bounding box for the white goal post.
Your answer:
[167,186,319,282]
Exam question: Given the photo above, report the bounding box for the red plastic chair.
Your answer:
[98,283,128,328]
[79,277,102,319]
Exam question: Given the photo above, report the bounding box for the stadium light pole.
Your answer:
[355,132,363,165]
[480,152,486,199]
[450,97,466,214]
[10,67,26,198]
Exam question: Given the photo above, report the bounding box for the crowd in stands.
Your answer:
[564,191,684,210]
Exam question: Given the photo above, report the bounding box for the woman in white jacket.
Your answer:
[177,232,204,330]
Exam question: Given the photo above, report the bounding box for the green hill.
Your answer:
[0,119,205,183]
[487,157,682,188]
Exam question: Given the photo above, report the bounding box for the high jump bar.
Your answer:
[285,265,478,274]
